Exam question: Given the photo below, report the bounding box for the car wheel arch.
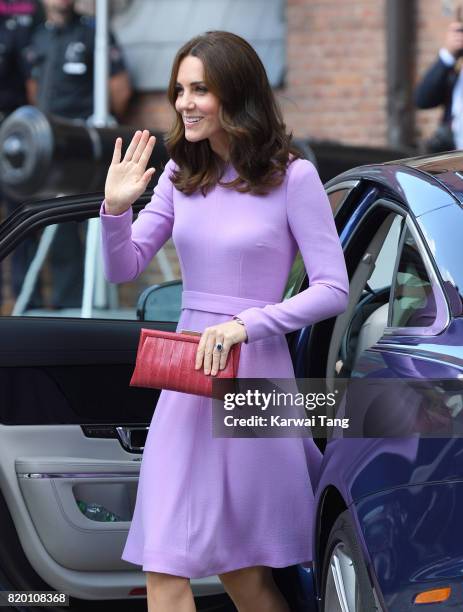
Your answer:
[315,485,348,589]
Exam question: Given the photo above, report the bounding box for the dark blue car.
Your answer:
[0,150,461,611]
[307,151,463,611]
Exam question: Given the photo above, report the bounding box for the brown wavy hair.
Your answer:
[165,31,300,195]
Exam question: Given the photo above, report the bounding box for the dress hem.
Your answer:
[121,548,313,579]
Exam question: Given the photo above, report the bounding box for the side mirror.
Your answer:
[136,280,183,322]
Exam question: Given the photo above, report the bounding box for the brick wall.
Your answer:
[124,0,456,149]
[281,0,387,145]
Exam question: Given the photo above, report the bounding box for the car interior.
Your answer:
[308,199,439,387]
[326,212,400,379]
[305,205,400,381]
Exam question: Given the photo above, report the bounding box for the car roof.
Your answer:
[327,150,463,216]
[388,150,463,203]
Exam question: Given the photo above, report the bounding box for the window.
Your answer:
[1,215,181,321]
[390,228,436,328]
[326,210,404,379]
[327,188,352,214]
[368,215,403,291]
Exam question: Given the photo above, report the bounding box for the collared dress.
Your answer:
[99,158,349,578]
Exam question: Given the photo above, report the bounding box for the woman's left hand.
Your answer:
[195,321,247,376]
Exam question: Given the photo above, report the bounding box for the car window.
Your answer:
[368,215,403,290]
[326,209,404,379]
[390,227,436,328]
[327,188,352,213]
[0,216,181,320]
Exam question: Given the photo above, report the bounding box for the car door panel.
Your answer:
[0,318,168,425]
[0,314,150,596]
[0,425,144,598]
[0,202,224,601]
[16,455,141,572]
[0,347,225,599]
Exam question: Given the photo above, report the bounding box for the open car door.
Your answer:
[0,193,229,610]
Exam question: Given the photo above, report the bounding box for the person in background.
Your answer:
[0,0,42,123]
[0,0,43,311]
[24,0,131,308]
[415,9,463,152]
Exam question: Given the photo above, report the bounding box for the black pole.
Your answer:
[386,0,416,149]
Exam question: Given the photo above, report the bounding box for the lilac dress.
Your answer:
[100,158,349,578]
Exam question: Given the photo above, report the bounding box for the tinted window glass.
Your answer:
[331,211,404,378]
[390,228,436,327]
[0,215,181,321]
[327,188,351,213]
[367,215,403,291]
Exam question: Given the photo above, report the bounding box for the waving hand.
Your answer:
[104,129,156,215]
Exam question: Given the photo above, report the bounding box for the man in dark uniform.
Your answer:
[0,0,42,122]
[24,0,131,308]
[26,0,131,120]
[0,0,43,310]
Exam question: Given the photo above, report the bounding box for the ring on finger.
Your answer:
[215,342,224,352]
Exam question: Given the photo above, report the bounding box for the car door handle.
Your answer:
[116,426,148,453]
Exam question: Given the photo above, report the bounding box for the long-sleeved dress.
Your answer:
[99,157,349,578]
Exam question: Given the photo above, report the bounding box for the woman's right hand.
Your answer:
[104,129,156,215]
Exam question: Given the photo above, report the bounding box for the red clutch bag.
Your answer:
[129,328,241,398]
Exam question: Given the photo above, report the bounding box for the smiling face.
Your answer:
[174,55,229,160]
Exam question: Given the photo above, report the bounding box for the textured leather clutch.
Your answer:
[129,328,241,398]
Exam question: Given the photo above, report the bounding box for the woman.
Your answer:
[101,31,349,612]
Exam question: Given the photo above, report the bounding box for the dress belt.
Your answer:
[181,290,276,316]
